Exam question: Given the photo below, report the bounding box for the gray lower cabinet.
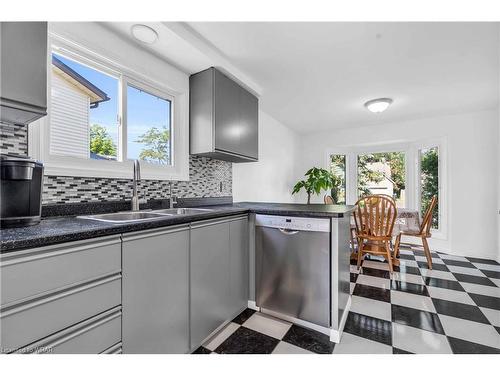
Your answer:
[0,236,122,353]
[122,226,190,354]
[0,215,249,354]
[190,220,230,347]
[1,237,121,307]
[14,307,122,354]
[190,216,249,349]
[229,217,249,317]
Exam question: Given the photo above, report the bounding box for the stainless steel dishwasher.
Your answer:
[255,214,331,328]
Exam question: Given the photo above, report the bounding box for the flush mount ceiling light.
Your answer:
[364,98,393,113]
[131,24,158,44]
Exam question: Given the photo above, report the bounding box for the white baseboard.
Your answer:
[260,307,331,336]
[247,300,259,311]
[400,241,500,262]
[330,296,351,343]
[256,300,351,344]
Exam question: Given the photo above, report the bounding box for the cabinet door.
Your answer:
[190,221,230,348]
[238,88,259,159]
[214,69,242,155]
[0,22,47,108]
[229,218,249,317]
[122,227,190,354]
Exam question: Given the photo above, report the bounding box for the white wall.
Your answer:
[233,111,300,203]
[296,109,499,260]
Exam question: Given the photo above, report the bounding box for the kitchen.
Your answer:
[1,3,500,369]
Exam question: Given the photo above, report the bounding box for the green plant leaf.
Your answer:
[292,180,306,195]
[292,167,337,199]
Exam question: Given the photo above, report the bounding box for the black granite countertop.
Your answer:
[1,202,354,253]
[236,202,354,218]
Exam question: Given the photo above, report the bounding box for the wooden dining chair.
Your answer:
[324,195,334,204]
[354,195,398,272]
[352,194,396,250]
[394,195,438,270]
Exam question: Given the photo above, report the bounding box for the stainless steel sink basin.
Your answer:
[78,211,170,223]
[78,207,214,223]
[151,208,214,215]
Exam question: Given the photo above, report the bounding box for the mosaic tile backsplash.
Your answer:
[0,122,232,204]
[0,122,28,156]
[43,156,232,204]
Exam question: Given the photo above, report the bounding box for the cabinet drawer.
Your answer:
[0,236,121,307]
[14,307,122,354]
[0,273,121,352]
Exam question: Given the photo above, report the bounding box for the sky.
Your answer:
[54,53,171,163]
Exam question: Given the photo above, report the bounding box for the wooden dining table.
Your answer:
[350,208,421,265]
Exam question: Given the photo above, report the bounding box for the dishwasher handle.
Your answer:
[278,228,300,235]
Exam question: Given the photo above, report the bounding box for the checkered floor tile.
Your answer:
[193,247,500,354]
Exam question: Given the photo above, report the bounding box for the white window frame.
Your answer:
[328,153,349,205]
[29,33,189,181]
[325,142,414,207]
[325,147,354,204]
[325,137,447,240]
[412,137,448,240]
[121,77,175,166]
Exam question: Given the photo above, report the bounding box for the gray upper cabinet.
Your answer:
[237,88,259,160]
[213,69,242,156]
[190,67,258,162]
[122,226,190,354]
[0,22,48,125]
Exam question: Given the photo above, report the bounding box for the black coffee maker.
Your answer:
[0,154,44,228]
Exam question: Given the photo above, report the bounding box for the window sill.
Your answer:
[43,159,189,181]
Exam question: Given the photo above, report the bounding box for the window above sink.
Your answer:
[29,25,189,181]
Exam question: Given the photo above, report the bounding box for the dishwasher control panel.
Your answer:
[255,214,331,233]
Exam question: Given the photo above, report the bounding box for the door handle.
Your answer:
[278,228,299,235]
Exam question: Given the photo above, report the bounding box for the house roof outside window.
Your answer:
[52,55,110,108]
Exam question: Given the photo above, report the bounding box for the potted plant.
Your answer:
[292,167,339,204]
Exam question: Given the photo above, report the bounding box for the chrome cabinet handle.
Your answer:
[278,228,299,235]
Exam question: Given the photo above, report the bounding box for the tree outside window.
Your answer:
[90,124,117,160]
[136,126,170,165]
[420,147,439,229]
[330,155,346,204]
[357,152,406,207]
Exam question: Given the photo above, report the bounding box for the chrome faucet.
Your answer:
[131,160,141,211]
[169,181,177,209]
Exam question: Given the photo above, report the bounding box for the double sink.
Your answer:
[78,208,214,224]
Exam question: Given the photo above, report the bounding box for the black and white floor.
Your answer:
[193,247,500,354]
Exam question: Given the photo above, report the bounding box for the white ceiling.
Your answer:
[187,22,500,133]
[105,22,500,133]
